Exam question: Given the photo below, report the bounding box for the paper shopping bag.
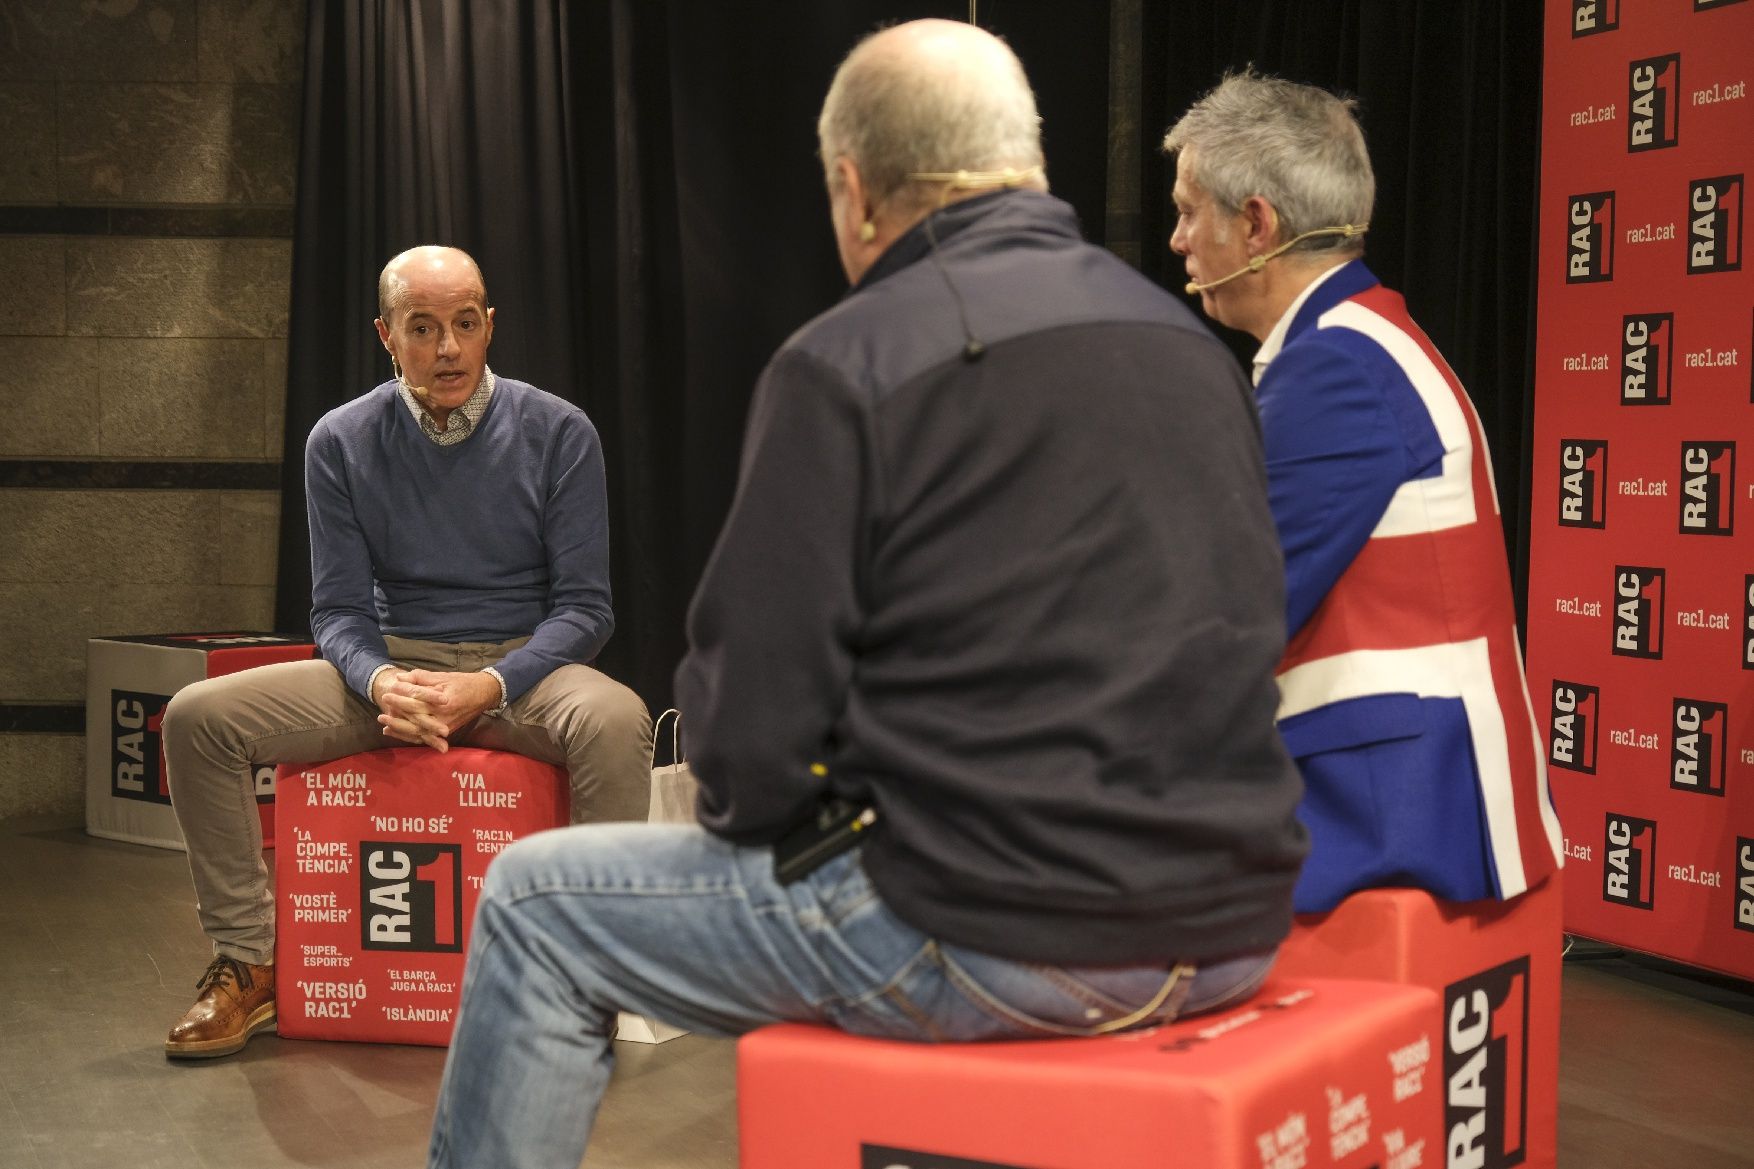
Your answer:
[648,707,699,824]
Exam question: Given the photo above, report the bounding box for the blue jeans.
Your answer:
[427,822,1278,1169]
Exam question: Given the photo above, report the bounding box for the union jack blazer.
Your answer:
[1255,261,1563,913]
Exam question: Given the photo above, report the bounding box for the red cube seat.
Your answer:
[273,747,568,1046]
[1274,877,1565,1169]
[739,977,1441,1169]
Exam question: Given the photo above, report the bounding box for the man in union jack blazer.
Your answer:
[1163,71,1563,911]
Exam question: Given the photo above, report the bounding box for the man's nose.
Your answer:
[437,328,460,356]
[1168,225,1189,256]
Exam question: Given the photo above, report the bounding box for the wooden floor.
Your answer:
[2,817,1751,1168]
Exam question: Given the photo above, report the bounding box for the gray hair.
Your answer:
[817,20,1046,216]
[377,246,490,321]
[1163,70,1373,259]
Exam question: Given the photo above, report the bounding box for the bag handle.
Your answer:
[651,708,684,769]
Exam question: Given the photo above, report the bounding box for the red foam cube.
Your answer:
[1275,878,1565,1169]
[274,747,567,1046]
[740,978,1441,1169]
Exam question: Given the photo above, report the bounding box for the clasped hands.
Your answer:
[373,668,501,752]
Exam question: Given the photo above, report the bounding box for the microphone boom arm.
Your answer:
[1185,222,1369,295]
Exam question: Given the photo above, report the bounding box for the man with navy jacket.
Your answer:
[426,21,1306,1169]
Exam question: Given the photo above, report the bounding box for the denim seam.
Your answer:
[429,915,511,1165]
[1032,964,1141,1013]
[857,941,945,1039]
[426,899,609,1164]
[1183,956,1273,1016]
[741,851,892,1019]
[937,945,1094,1037]
[816,859,880,928]
[938,947,1182,1038]
[833,937,936,1011]
[824,885,879,930]
[880,982,946,1041]
[499,877,745,902]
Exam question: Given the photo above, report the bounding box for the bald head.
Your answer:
[377,246,489,324]
[817,19,1045,218]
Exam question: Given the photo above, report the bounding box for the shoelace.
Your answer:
[195,955,254,994]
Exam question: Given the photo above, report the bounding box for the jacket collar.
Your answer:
[852,189,1081,294]
[1283,258,1380,343]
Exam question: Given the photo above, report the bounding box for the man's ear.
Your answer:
[837,156,877,229]
[1239,195,1281,253]
[374,317,392,349]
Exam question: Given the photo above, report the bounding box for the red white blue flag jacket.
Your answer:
[1255,260,1563,912]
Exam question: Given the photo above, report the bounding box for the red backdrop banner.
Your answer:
[1530,0,1754,977]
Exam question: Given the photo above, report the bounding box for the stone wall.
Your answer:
[0,0,304,824]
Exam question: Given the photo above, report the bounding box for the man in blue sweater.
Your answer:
[159,246,652,1059]
[426,21,1304,1168]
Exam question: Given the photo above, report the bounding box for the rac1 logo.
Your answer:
[1737,838,1754,934]
[1444,956,1529,1169]
[111,690,171,804]
[1671,699,1727,796]
[1558,440,1607,528]
[1549,681,1599,774]
[1611,566,1664,658]
[1568,192,1615,282]
[1621,313,1672,404]
[1628,54,1680,151]
[1604,814,1657,909]
[1679,442,1734,535]
[1687,176,1743,275]
[360,842,463,953]
[1572,0,1620,34]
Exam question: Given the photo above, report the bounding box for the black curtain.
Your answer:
[277,0,591,643]
[276,1,1104,711]
[278,2,1542,711]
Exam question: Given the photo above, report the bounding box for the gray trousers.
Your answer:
[162,635,654,964]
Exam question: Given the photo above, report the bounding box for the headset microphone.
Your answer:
[1182,222,1371,296]
[399,374,434,407]
[1185,256,1267,295]
[917,213,987,362]
[904,167,1046,364]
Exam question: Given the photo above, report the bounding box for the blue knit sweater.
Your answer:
[304,376,614,703]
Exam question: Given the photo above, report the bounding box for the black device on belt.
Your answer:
[773,797,879,884]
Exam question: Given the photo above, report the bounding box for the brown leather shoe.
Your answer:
[164,956,277,1059]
